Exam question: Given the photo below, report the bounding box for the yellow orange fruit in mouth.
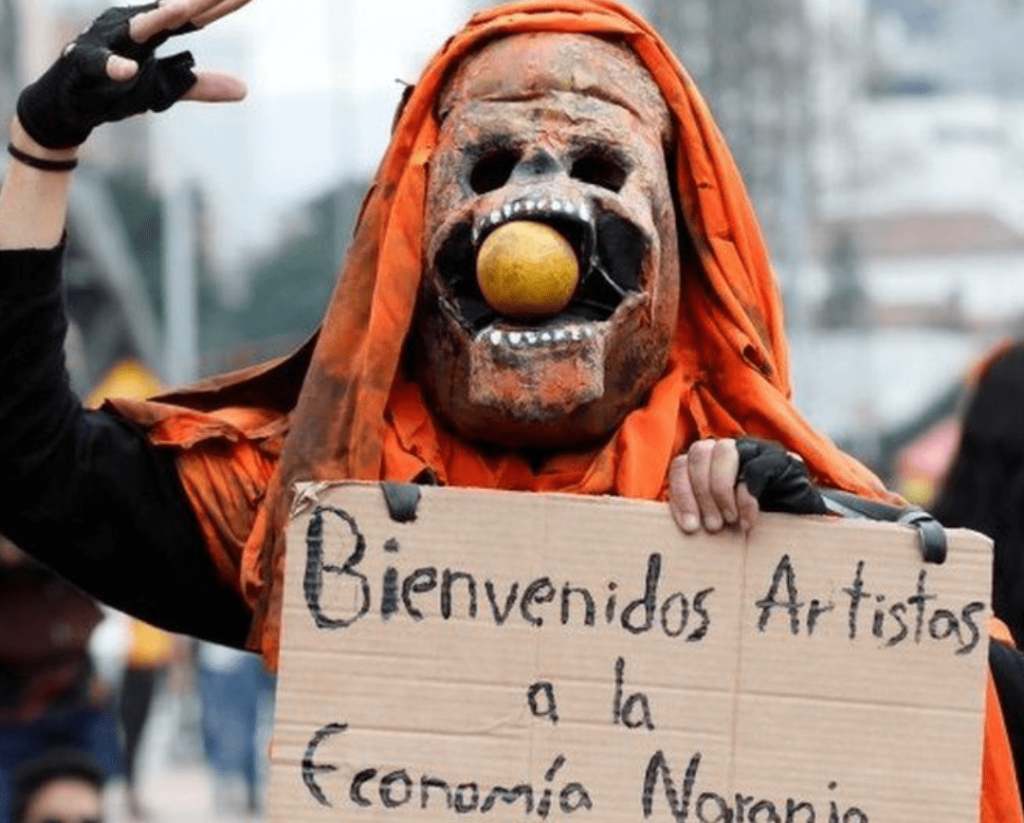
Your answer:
[476,221,580,319]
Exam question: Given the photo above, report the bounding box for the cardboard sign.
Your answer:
[269,482,993,823]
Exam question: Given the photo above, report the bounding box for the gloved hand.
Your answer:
[736,437,827,516]
[17,3,198,149]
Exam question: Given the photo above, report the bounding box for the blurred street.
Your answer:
[107,762,234,823]
[101,667,272,823]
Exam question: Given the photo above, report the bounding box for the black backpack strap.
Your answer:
[820,488,948,564]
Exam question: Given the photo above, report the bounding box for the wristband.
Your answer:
[7,143,79,172]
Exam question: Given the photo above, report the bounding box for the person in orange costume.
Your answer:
[0,1,1020,820]
[107,1,897,663]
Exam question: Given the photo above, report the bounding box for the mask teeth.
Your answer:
[472,196,593,246]
[479,324,598,347]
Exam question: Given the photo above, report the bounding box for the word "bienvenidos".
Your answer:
[302,505,713,640]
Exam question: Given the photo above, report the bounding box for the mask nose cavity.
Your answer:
[510,148,564,182]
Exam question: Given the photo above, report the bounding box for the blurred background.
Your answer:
[3,0,1024,817]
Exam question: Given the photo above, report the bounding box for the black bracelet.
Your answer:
[7,143,78,172]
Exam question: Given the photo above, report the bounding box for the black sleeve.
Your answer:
[0,245,251,648]
[990,639,1024,808]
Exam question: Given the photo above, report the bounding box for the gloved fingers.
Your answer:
[17,3,204,148]
[737,454,784,500]
[146,51,199,111]
[181,70,247,103]
[191,0,253,29]
[736,437,828,516]
[63,41,138,83]
[64,43,116,81]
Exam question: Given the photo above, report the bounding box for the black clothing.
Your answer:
[0,246,249,648]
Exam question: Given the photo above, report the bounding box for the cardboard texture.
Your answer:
[269,482,993,823]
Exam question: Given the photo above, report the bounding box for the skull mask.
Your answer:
[413,33,681,449]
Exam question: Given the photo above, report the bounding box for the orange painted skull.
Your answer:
[413,33,681,449]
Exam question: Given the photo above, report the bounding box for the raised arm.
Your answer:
[0,0,255,647]
[0,0,248,250]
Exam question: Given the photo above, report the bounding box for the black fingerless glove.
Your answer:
[17,3,198,149]
[736,437,827,516]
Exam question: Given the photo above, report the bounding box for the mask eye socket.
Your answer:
[571,149,629,192]
[470,147,520,194]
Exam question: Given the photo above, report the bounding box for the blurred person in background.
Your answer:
[194,643,274,817]
[931,340,1024,799]
[932,341,1024,647]
[9,747,105,823]
[116,620,183,821]
[0,537,120,823]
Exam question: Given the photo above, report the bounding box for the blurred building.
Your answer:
[795,0,1024,476]
[644,0,1024,479]
[645,0,813,299]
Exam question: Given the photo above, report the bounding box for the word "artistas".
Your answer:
[755,555,985,655]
